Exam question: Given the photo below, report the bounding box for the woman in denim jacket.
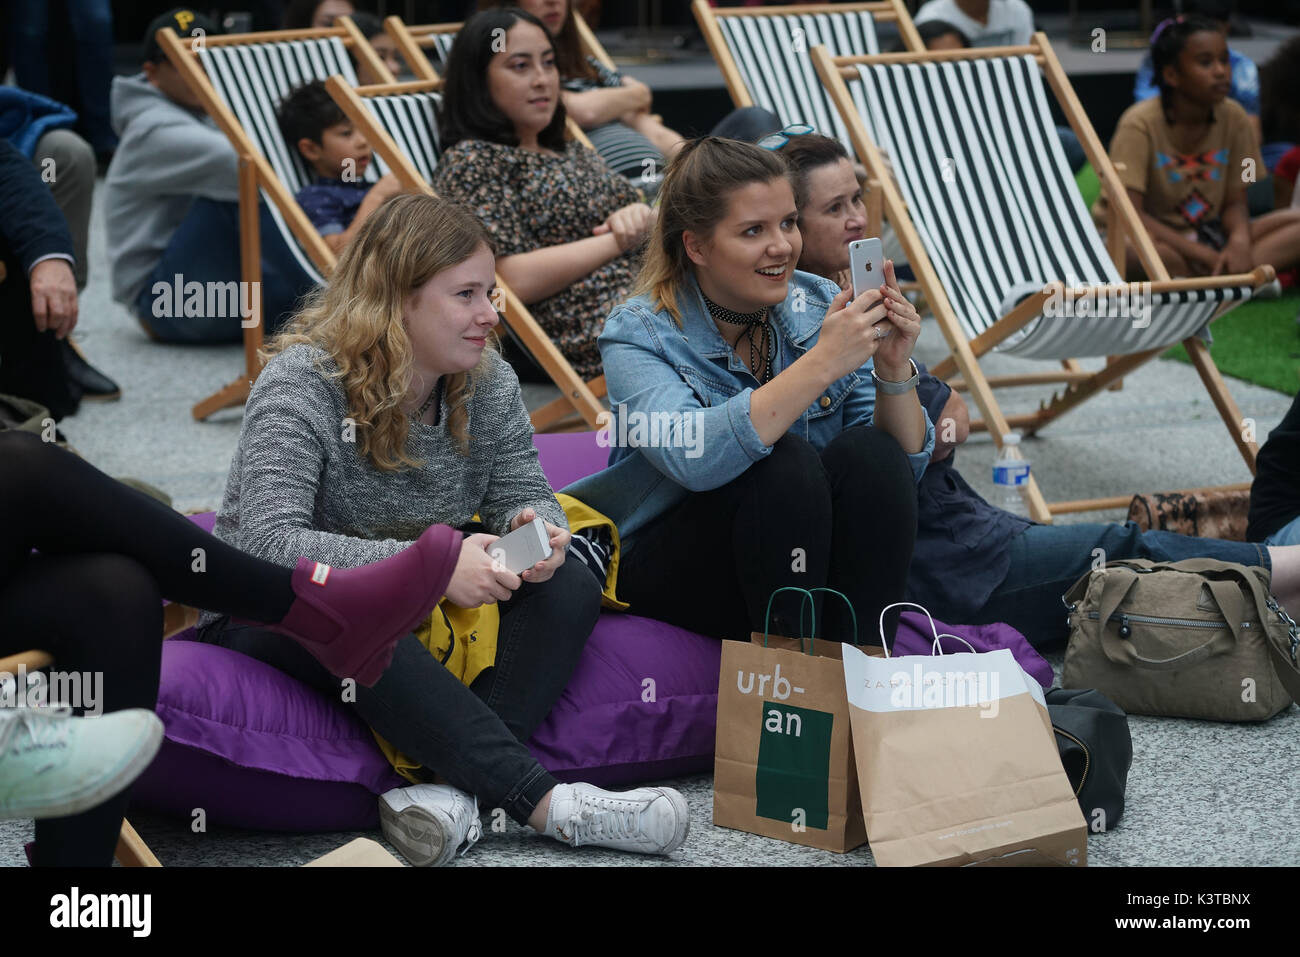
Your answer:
[565,137,935,643]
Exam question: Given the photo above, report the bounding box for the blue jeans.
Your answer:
[971,522,1269,649]
[10,0,118,154]
[135,198,317,344]
[1265,515,1300,548]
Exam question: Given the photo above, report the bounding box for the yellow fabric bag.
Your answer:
[372,495,626,781]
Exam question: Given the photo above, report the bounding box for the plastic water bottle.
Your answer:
[992,433,1031,515]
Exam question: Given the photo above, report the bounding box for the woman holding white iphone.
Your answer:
[198,195,688,865]
[566,135,933,644]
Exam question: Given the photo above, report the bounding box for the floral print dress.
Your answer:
[432,139,644,380]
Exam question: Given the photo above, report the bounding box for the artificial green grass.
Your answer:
[1075,161,1101,210]
[1163,292,1300,396]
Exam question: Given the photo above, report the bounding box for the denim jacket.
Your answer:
[562,270,935,552]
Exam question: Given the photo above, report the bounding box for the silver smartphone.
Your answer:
[489,516,553,575]
[848,237,891,339]
[849,237,886,300]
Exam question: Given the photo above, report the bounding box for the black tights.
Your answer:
[0,431,298,865]
[618,427,918,645]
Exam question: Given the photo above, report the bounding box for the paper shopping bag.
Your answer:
[842,605,1087,866]
[713,588,872,852]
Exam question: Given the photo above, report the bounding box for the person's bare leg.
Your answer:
[527,791,552,831]
[1250,208,1300,273]
[1266,544,1300,618]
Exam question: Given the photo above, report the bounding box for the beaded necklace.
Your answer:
[412,379,442,422]
[702,294,776,384]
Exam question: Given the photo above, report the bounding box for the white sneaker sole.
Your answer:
[379,800,454,867]
[656,789,691,856]
[12,714,164,822]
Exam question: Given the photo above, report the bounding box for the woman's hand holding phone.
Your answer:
[871,259,921,381]
[445,533,521,608]
[812,284,890,381]
[508,507,570,584]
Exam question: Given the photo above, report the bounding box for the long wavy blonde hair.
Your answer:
[263,194,496,471]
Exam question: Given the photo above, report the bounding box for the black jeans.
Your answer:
[619,427,918,646]
[199,555,601,825]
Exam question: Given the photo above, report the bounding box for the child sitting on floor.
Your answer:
[1108,15,1300,279]
[277,80,403,254]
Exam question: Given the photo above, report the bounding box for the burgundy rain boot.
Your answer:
[265,524,462,687]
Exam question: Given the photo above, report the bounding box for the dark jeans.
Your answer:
[0,254,77,420]
[965,522,1271,649]
[134,198,316,344]
[619,427,918,646]
[10,0,117,154]
[199,556,601,825]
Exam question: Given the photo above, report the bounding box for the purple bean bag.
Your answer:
[132,433,721,831]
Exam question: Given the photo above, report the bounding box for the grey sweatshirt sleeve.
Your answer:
[133,119,240,202]
[230,349,417,569]
[475,356,569,537]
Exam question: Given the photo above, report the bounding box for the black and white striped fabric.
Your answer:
[851,55,1252,358]
[358,90,442,185]
[199,36,383,284]
[429,31,456,69]
[715,11,879,150]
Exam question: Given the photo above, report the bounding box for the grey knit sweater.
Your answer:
[198,343,566,629]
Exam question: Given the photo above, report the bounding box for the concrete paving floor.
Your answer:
[2,183,1297,867]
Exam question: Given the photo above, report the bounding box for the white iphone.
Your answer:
[489,516,553,575]
[848,237,891,339]
[849,237,885,300]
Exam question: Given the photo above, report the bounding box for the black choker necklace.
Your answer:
[702,294,776,384]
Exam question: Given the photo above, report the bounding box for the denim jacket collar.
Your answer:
[677,272,832,360]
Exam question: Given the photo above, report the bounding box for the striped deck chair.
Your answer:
[156,20,395,420]
[381,17,594,152]
[811,38,1272,522]
[326,77,606,432]
[692,1,922,150]
[385,10,613,78]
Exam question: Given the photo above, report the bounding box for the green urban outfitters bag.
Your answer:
[1062,558,1299,721]
[713,587,871,852]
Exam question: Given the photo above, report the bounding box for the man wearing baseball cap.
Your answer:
[105,8,314,343]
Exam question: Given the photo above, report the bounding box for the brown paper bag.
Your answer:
[302,838,404,867]
[842,641,1087,867]
[713,587,875,852]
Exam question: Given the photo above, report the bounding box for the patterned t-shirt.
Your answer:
[431,138,644,381]
[1108,95,1263,231]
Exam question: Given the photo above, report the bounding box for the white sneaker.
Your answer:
[0,707,164,821]
[378,784,482,867]
[545,783,689,856]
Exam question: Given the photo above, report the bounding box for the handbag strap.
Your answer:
[1095,565,1245,670]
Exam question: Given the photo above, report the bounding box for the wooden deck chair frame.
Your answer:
[156,19,394,422]
[810,37,1273,522]
[385,9,613,80]
[0,601,200,867]
[326,75,606,431]
[379,17,595,151]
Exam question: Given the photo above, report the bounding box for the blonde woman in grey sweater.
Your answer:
[198,195,688,864]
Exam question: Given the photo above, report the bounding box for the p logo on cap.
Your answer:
[175,10,195,30]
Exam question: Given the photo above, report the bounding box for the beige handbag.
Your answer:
[1062,558,1300,721]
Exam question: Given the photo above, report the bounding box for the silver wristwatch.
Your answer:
[871,358,920,395]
